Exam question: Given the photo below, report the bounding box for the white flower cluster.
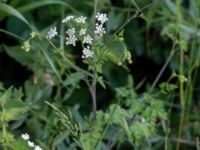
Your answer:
[83,35,93,44]
[95,13,108,36]
[47,27,57,39]
[75,16,87,23]
[95,23,106,36]
[66,28,77,46]
[62,15,94,58]
[62,16,74,23]
[96,13,108,24]
[47,13,108,59]
[79,28,86,36]
[62,15,87,24]
[21,133,42,150]
[82,46,94,58]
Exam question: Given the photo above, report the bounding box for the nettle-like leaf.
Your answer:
[110,105,131,138]
[143,94,167,119]
[3,107,27,122]
[0,132,31,150]
[159,82,178,94]
[0,87,12,106]
[111,78,167,145]
[0,87,28,122]
[81,130,101,150]
[129,120,154,144]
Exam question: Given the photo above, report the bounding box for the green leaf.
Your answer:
[81,131,101,150]
[9,139,32,150]
[0,2,31,28]
[53,132,68,146]
[63,72,84,87]
[159,82,178,94]
[97,76,106,89]
[4,99,28,121]
[104,35,125,65]
[0,87,12,105]
[164,0,176,14]
[18,0,79,14]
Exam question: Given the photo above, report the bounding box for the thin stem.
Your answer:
[1,105,8,150]
[176,0,185,149]
[149,43,177,93]
[197,137,200,150]
[60,5,65,54]
[85,72,97,121]
[2,107,6,139]
[114,10,139,35]
[106,128,122,150]
[93,0,98,28]
[113,2,153,35]
[159,136,196,146]
[91,78,97,120]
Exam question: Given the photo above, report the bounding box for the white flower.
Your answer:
[75,16,87,23]
[66,35,77,46]
[83,35,93,44]
[79,28,86,36]
[47,27,57,39]
[21,133,30,140]
[94,23,106,36]
[21,133,42,150]
[35,145,43,150]
[28,141,35,147]
[66,28,75,36]
[82,46,94,58]
[96,13,108,24]
[62,16,74,23]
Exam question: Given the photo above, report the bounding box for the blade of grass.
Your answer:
[36,38,63,84]
[0,29,24,41]
[17,0,80,14]
[0,2,31,28]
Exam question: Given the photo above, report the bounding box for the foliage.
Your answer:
[0,0,200,150]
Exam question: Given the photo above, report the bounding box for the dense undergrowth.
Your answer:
[0,0,200,150]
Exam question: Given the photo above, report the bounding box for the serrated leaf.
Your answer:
[4,108,27,122]
[0,87,13,105]
[159,82,178,93]
[3,99,28,122]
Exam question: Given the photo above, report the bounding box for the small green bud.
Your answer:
[124,50,132,64]
[118,61,122,66]
[21,40,30,52]
[30,32,37,38]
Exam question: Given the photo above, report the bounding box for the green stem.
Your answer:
[60,5,65,54]
[176,1,185,150]
[2,106,8,150]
